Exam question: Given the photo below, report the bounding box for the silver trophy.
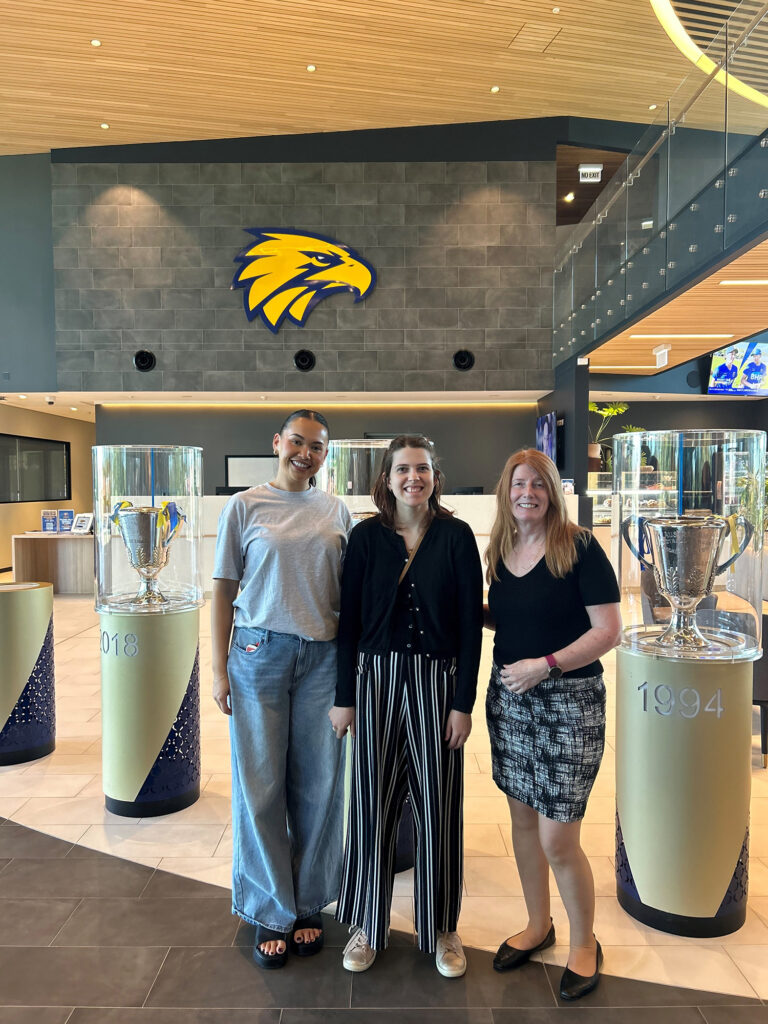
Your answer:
[111,501,185,606]
[622,513,753,652]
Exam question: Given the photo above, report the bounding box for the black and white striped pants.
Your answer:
[336,651,464,953]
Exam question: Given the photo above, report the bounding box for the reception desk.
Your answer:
[12,533,94,595]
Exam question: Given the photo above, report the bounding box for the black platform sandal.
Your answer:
[253,924,288,969]
[290,912,324,957]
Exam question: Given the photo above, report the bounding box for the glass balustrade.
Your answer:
[554,7,768,369]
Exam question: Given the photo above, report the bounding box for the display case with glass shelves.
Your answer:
[587,470,678,526]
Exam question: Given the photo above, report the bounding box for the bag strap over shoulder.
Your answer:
[397,522,430,585]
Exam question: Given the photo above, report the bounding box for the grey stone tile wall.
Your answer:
[52,161,556,392]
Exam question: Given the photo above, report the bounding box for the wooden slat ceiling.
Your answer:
[0,0,695,156]
[587,235,768,374]
[673,0,768,94]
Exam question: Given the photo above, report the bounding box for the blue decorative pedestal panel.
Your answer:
[0,583,55,766]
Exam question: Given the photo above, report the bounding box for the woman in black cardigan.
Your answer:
[329,435,483,978]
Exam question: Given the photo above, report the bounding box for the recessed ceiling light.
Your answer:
[18,394,27,399]
[630,333,732,339]
[490,85,500,93]
[564,192,575,202]
[649,103,658,110]
[100,122,110,129]
[90,39,101,47]
[552,6,560,12]
[306,64,316,72]
[70,406,78,411]
[718,279,768,285]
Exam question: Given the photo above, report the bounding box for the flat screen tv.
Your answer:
[707,339,768,396]
[535,410,556,462]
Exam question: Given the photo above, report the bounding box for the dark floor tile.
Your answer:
[0,856,154,897]
[0,1011,73,1024]
[146,946,352,1008]
[53,896,239,947]
[492,1009,707,1023]
[0,946,167,1006]
[140,868,231,899]
[543,965,759,1008]
[351,948,555,1008]
[70,1011,280,1023]
[284,1012,493,1024]
[234,913,414,949]
[700,1008,768,1023]
[0,824,74,858]
[0,897,80,945]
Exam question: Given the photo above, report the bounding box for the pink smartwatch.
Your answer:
[545,654,563,680]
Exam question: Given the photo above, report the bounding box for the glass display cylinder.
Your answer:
[92,445,203,614]
[316,438,391,497]
[612,429,765,661]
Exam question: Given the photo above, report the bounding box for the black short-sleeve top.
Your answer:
[488,532,620,677]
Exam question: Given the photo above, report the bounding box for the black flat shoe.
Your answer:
[559,940,603,1001]
[493,921,555,972]
[290,912,324,957]
[253,925,288,969]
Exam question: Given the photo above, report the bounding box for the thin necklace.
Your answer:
[515,538,545,572]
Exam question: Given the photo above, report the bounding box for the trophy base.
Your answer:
[107,593,172,614]
[625,624,749,659]
[99,591,199,614]
[132,593,168,607]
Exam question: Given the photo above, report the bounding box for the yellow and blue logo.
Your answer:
[232,228,376,334]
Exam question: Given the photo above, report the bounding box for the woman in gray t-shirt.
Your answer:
[212,409,352,970]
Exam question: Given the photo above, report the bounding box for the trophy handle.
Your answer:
[714,514,753,574]
[159,501,186,546]
[620,516,655,571]
[110,500,133,524]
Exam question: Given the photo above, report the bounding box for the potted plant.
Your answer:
[588,402,642,470]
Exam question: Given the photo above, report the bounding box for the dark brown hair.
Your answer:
[277,408,329,435]
[371,434,453,529]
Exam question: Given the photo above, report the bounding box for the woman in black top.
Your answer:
[329,435,483,979]
[485,449,620,1001]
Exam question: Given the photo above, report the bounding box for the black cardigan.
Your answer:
[336,513,484,713]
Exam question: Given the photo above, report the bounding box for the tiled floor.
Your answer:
[1,592,768,1020]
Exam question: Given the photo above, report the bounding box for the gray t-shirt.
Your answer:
[213,483,353,641]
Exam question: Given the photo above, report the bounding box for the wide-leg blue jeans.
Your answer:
[227,625,345,932]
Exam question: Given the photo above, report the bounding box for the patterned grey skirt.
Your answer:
[486,663,606,823]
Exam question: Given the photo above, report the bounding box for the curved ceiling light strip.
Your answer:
[650,0,768,109]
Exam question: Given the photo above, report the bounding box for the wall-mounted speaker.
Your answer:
[294,349,316,372]
[453,349,475,371]
[133,350,157,372]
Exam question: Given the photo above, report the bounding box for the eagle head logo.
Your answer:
[232,228,376,333]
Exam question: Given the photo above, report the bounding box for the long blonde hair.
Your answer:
[485,448,589,583]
